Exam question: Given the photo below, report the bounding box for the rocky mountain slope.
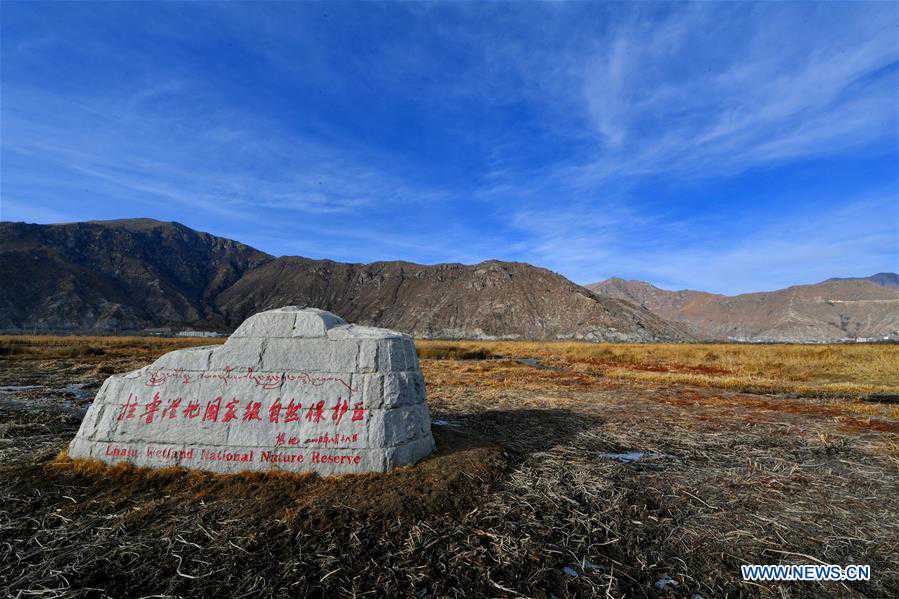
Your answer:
[0,219,691,341]
[588,276,899,342]
[0,219,270,332]
[215,256,689,341]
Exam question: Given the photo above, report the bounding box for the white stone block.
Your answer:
[327,324,403,340]
[262,338,359,372]
[230,307,349,338]
[358,373,383,409]
[357,372,424,409]
[68,307,435,476]
[356,340,380,372]
[368,404,429,447]
[150,346,215,371]
[230,308,298,338]
[383,435,437,470]
[404,338,421,371]
[293,308,346,337]
[382,372,423,408]
[378,338,408,371]
[210,339,266,370]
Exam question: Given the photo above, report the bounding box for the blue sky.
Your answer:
[1,1,896,294]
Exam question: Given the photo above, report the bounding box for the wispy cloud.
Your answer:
[571,3,898,184]
[0,79,459,254]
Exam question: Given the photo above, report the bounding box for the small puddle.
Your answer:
[0,395,88,415]
[512,357,566,372]
[654,575,679,590]
[0,385,43,394]
[61,383,94,401]
[598,451,671,463]
[0,383,94,415]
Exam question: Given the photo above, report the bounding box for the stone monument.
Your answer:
[68,307,436,475]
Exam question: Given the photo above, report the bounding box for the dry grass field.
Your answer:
[3,335,896,399]
[1,335,897,597]
[418,340,899,400]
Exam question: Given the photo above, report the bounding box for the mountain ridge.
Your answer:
[588,275,899,342]
[0,219,692,341]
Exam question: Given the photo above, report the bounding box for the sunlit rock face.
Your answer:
[68,307,435,475]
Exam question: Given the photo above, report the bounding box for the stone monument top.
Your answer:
[68,307,436,475]
[230,306,347,338]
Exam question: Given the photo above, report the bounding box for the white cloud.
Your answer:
[1,84,448,221]
[572,3,898,184]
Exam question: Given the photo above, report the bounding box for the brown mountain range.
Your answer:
[588,276,899,342]
[0,219,691,341]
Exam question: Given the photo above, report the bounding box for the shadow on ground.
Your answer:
[1,403,604,524]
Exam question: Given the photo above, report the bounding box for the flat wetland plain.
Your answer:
[1,336,897,598]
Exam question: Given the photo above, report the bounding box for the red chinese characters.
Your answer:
[306,400,325,423]
[118,394,365,428]
[243,401,262,422]
[161,397,181,419]
[203,397,222,422]
[222,398,240,423]
[118,394,139,421]
[331,399,348,424]
[269,398,282,422]
[284,399,302,423]
[183,400,201,419]
[142,393,162,424]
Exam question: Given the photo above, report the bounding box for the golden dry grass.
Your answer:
[0,334,226,377]
[2,334,895,399]
[417,340,899,399]
[0,334,224,357]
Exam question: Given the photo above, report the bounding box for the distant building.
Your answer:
[176,330,222,338]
